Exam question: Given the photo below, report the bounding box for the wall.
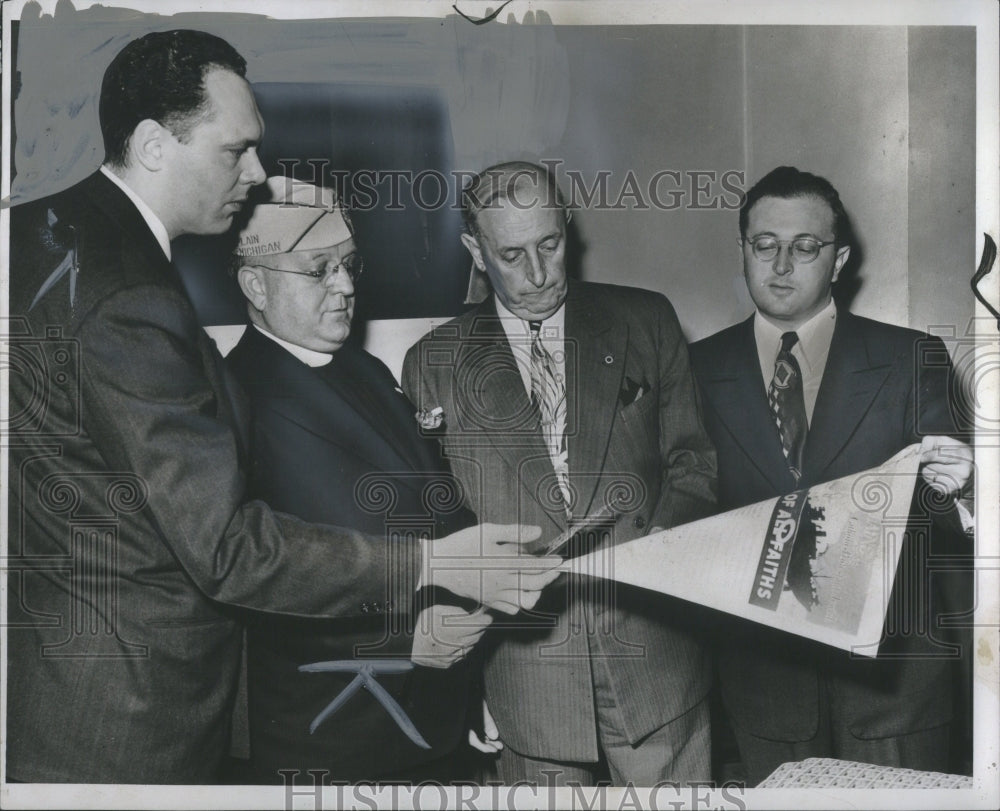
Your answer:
[7,8,976,366]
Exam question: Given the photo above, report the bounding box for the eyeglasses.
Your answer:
[743,236,836,264]
[252,253,364,283]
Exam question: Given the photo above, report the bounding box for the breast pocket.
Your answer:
[617,387,658,426]
[608,389,660,476]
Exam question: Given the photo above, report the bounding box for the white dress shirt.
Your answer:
[754,299,837,425]
[100,165,172,261]
[495,295,567,417]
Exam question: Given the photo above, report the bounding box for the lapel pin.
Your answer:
[604,355,614,365]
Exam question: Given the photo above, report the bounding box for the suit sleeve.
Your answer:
[78,285,420,618]
[911,333,965,440]
[401,341,429,411]
[649,295,718,529]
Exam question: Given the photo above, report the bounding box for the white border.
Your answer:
[2,1,997,809]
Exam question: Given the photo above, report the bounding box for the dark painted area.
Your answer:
[174,82,472,324]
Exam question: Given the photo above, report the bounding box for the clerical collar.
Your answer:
[99,165,172,261]
[252,324,334,367]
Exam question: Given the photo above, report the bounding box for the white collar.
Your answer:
[494,295,566,343]
[252,324,334,368]
[754,299,837,373]
[99,166,172,261]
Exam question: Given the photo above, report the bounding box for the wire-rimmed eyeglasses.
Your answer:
[252,253,364,283]
[743,236,836,264]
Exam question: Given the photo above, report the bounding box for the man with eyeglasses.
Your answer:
[7,29,554,786]
[223,176,553,782]
[689,165,973,783]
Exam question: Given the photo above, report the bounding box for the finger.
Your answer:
[467,729,502,753]
[483,599,521,615]
[483,701,499,739]
[443,605,494,627]
[481,523,542,545]
[440,626,489,646]
[519,592,543,611]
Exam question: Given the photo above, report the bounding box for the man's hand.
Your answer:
[467,698,503,753]
[424,523,561,615]
[410,605,493,669]
[919,435,973,495]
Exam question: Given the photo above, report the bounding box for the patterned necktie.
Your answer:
[768,331,807,482]
[529,321,571,512]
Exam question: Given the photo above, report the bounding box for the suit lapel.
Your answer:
[243,329,419,476]
[804,312,893,482]
[457,302,567,533]
[84,171,175,277]
[564,283,627,518]
[200,329,251,464]
[319,344,436,474]
[699,316,793,492]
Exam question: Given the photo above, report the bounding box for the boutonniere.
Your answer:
[415,406,444,430]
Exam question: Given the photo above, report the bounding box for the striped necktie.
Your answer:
[529,321,571,513]
[768,331,807,482]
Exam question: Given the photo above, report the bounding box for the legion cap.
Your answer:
[235,177,352,258]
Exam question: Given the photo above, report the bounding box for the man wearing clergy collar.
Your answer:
[689,165,974,784]
[226,176,558,783]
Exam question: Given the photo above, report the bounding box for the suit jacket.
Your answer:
[226,327,475,780]
[690,311,964,743]
[5,172,421,783]
[402,281,717,762]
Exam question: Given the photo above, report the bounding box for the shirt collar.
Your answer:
[754,299,837,373]
[252,324,334,368]
[100,165,172,261]
[494,294,566,345]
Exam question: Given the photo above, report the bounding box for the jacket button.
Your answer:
[633,516,646,529]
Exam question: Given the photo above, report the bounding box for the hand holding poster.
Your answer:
[560,444,924,655]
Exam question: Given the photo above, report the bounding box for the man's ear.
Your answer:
[130,119,169,172]
[831,244,851,283]
[237,266,267,311]
[460,232,484,271]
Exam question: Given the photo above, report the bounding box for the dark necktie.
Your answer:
[768,331,807,482]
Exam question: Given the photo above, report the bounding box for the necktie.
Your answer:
[768,331,807,482]
[528,321,571,512]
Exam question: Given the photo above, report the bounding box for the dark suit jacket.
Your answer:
[5,172,420,783]
[402,281,718,762]
[226,327,475,780]
[690,311,964,745]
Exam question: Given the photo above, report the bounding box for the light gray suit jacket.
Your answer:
[402,281,717,762]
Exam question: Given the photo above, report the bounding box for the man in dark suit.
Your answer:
[226,176,519,782]
[5,31,555,784]
[402,162,718,785]
[689,165,973,784]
